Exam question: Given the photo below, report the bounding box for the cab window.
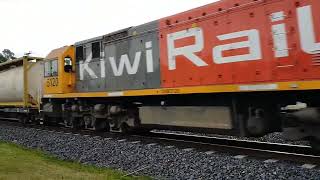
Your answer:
[64,56,73,72]
[51,60,58,76]
[44,60,58,77]
[76,46,84,61]
[44,61,51,77]
[92,42,100,59]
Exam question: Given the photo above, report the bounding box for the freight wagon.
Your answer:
[0,57,43,123]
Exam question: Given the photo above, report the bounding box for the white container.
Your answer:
[0,58,43,106]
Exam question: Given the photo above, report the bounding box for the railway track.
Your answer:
[1,119,319,167]
[143,131,320,165]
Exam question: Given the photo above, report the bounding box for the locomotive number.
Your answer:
[160,89,180,94]
[46,77,59,87]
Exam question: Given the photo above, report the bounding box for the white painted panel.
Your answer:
[239,84,278,91]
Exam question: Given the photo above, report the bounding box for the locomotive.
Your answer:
[0,0,320,150]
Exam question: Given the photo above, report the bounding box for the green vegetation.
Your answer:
[0,49,16,63]
[0,142,150,180]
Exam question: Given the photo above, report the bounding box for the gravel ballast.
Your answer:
[0,125,319,179]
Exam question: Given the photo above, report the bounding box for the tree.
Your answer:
[0,53,7,63]
[2,49,16,60]
[0,49,16,63]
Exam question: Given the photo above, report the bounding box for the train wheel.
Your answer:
[18,114,29,124]
[247,117,266,137]
[94,119,109,132]
[246,108,271,137]
[238,114,249,137]
[71,117,84,130]
[119,123,130,134]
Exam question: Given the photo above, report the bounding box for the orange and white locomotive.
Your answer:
[1,0,320,149]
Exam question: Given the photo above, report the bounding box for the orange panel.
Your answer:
[43,46,76,95]
[159,0,320,89]
[295,0,320,80]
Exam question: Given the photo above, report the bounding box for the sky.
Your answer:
[0,0,217,57]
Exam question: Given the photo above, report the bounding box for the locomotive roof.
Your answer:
[75,27,132,46]
[73,0,261,47]
[74,35,104,46]
[45,46,70,61]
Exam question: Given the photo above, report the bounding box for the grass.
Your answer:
[0,142,150,180]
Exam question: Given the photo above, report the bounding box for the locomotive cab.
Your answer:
[43,46,75,94]
[42,46,76,126]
